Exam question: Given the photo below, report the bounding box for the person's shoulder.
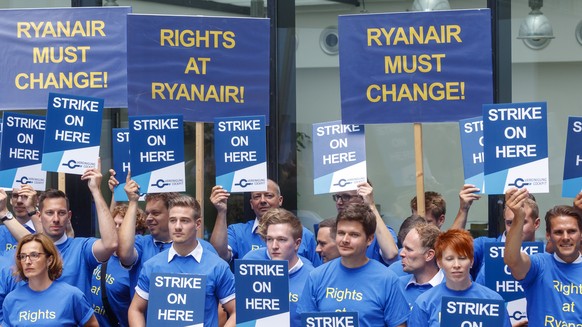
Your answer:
[202,247,232,269]
[471,282,504,300]
[301,227,315,238]
[414,282,443,304]
[241,248,268,260]
[198,238,218,255]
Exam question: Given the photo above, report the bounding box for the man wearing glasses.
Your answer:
[0,184,38,254]
[210,179,321,266]
[326,181,399,265]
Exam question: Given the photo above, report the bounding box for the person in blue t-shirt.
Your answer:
[90,203,147,327]
[3,233,97,326]
[504,188,582,327]
[116,174,218,300]
[0,185,38,254]
[298,203,409,327]
[0,161,118,299]
[331,181,399,266]
[398,222,443,309]
[129,195,236,327]
[243,207,314,326]
[210,179,321,266]
[409,229,510,327]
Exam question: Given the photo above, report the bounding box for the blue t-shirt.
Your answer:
[135,244,235,327]
[387,257,409,277]
[398,271,444,309]
[56,237,99,298]
[0,223,34,255]
[472,235,499,280]
[2,280,94,326]
[366,226,399,266]
[227,219,322,266]
[0,252,20,324]
[90,255,130,327]
[410,282,510,327]
[298,258,409,327]
[242,248,314,327]
[127,235,216,298]
[519,253,582,327]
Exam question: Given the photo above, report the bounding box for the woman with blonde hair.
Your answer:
[2,233,97,326]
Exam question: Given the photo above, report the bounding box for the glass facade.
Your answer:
[1,0,580,241]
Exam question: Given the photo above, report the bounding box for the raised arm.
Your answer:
[574,191,582,211]
[209,185,232,262]
[359,182,398,262]
[117,173,140,267]
[108,169,119,213]
[128,294,147,327]
[0,189,30,241]
[503,187,531,280]
[81,159,118,262]
[450,184,481,230]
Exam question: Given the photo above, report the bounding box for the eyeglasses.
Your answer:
[332,194,354,202]
[17,252,46,262]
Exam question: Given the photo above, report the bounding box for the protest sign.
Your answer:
[312,121,366,194]
[562,116,582,197]
[129,115,185,194]
[215,115,267,193]
[301,312,359,327]
[146,273,206,327]
[338,9,492,124]
[484,242,543,326]
[0,7,130,109]
[441,296,506,326]
[127,14,270,123]
[483,102,548,194]
[235,260,290,326]
[459,117,484,192]
[42,93,102,175]
[0,112,46,190]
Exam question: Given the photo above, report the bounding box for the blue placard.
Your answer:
[338,9,492,124]
[562,116,582,197]
[312,121,366,194]
[0,7,130,109]
[129,115,185,194]
[441,296,506,326]
[214,115,267,193]
[112,128,143,202]
[483,102,549,194]
[0,112,46,190]
[146,273,206,327]
[459,117,484,193]
[301,312,359,327]
[484,242,543,326]
[127,14,270,123]
[235,260,290,326]
[41,93,103,175]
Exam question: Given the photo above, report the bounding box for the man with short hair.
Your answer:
[315,218,340,263]
[332,181,398,265]
[504,188,582,326]
[298,203,409,327]
[410,191,447,229]
[0,184,38,253]
[398,223,443,308]
[243,208,314,326]
[129,195,236,327]
[0,162,118,299]
[210,179,320,265]
[117,174,216,298]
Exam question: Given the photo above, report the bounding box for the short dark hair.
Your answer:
[318,218,337,239]
[410,191,446,218]
[397,215,426,246]
[335,203,376,238]
[145,192,180,210]
[38,189,69,211]
[545,205,582,234]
